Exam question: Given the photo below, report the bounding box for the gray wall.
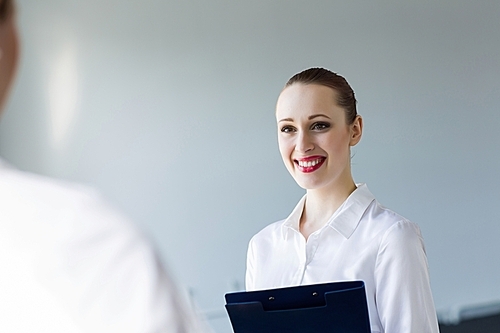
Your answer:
[1,0,499,331]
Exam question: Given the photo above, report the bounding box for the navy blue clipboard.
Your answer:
[225,281,371,333]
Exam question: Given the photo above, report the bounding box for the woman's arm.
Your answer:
[245,236,257,291]
[374,220,439,333]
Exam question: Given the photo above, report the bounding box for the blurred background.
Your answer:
[1,0,499,332]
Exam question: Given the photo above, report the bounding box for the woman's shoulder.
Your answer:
[250,219,287,244]
[366,199,415,225]
[365,200,424,246]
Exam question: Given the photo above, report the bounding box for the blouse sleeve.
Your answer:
[245,236,257,291]
[374,220,439,333]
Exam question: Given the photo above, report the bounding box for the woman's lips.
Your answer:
[295,156,326,173]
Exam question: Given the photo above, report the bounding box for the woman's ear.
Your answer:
[349,115,363,146]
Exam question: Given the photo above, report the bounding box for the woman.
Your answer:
[245,68,439,332]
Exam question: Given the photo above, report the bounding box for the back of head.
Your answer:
[0,0,18,114]
[0,0,13,22]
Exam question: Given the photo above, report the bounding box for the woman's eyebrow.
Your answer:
[308,114,331,120]
[278,114,331,123]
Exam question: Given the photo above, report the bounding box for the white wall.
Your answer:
[1,0,499,331]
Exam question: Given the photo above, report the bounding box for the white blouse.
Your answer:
[246,183,439,333]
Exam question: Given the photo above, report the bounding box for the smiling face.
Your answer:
[276,83,362,193]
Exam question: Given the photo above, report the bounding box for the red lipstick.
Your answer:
[295,156,325,173]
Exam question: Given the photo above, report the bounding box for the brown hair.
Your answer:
[0,0,13,23]
[285,67,358,124]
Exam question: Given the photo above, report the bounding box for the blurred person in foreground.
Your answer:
[0,1,209,332]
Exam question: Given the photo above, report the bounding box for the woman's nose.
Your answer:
[294,132,314,153]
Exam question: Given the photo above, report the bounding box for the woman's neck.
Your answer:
[299,179,357,240]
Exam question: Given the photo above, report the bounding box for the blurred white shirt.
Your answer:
[246,183,439,333]
[0,158,209,333]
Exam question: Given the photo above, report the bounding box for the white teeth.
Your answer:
[298,158,323,167]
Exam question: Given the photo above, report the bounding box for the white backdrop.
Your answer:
[1,0,499,331]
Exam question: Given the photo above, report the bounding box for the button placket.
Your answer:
[292,229,307,284]
[305,233,320,265]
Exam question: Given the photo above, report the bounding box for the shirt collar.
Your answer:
[281,183,375,240]
[326,183,375,239]
[281,194,307,239]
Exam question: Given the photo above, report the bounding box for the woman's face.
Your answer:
[0,1,19,114]
[276,83,362,192]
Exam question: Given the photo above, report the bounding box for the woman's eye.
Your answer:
[280,126,296,133]
[311,122,330,130]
